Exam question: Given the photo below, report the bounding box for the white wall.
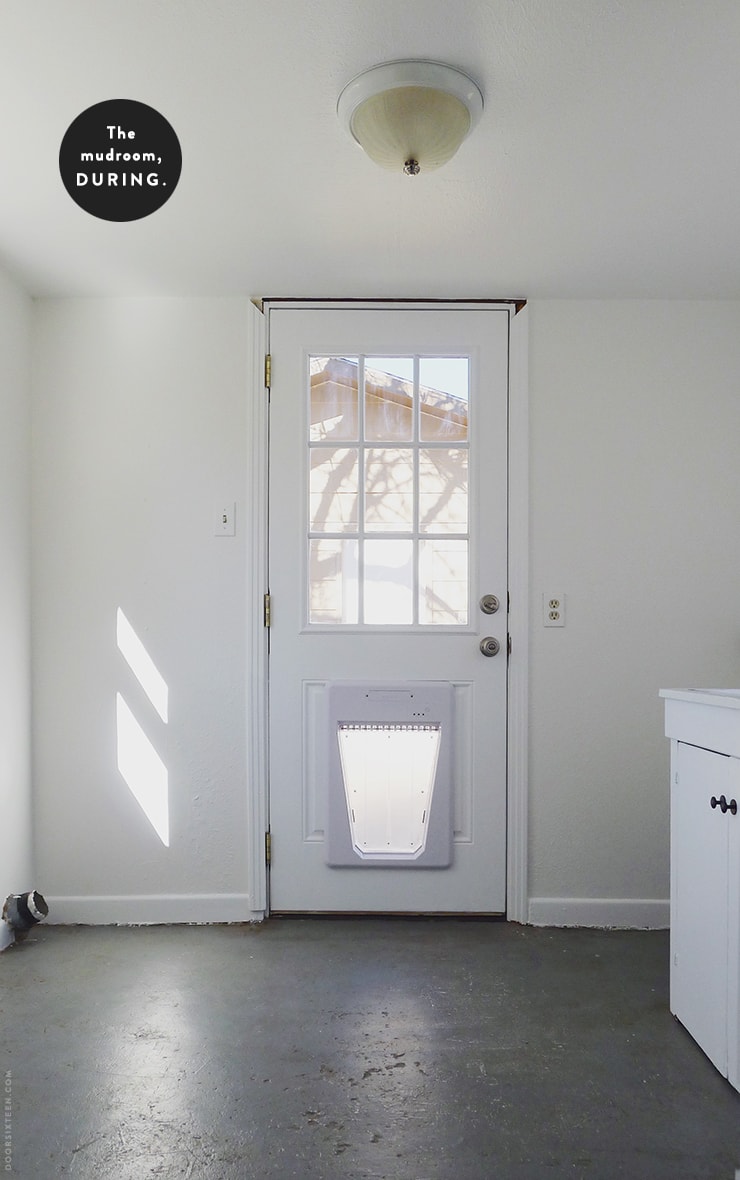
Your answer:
[30,295,740,926]
[528,301,740,925]
[0,267,32,902]
[32,298,250,922]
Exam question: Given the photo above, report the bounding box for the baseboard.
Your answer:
[44,893,668,929]
[45,894,265,925]
[528,897,670,929]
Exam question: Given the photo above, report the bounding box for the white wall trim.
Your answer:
[46,894,261,925]
[507,305,529,923]
[528,897,670,929]
[245,300,269,919]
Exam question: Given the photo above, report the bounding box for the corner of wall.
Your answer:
[0,266,33,899]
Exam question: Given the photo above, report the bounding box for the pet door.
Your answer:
[326,682,453,867]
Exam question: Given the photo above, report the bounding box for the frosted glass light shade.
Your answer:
[351,87,471,172]
[338,60,483,174]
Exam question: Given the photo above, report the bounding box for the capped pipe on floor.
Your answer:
[1,890,49,950]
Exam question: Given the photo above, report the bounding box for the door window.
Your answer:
[307,355,470,626]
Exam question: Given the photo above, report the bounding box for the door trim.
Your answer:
[245,299,269,919]
[246,298,529,921]
[506,304,529,923]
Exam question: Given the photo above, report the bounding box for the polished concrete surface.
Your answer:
[2,920,740,1178]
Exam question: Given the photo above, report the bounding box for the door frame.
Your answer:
[245,298,529,921]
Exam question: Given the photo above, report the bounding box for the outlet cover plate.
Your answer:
[543,591,565,627]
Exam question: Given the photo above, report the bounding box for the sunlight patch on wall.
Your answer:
[116,608,169,721]
[116,608,170,847]
[116,693,170,847]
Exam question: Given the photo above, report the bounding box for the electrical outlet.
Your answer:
[543,591,565,627]
[215,503,236,536]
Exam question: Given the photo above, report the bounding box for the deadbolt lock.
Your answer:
[479,636,500,657]
[479,594,501,615]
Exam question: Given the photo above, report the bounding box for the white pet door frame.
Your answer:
[326,681,454,867]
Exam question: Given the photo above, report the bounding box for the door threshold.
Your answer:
[268,911,507,921]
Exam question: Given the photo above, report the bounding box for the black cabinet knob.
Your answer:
[710,795,737,815]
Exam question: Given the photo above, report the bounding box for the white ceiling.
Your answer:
[2,0,739,299]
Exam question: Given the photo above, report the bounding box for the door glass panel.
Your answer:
[309,539,359,624]
[365,357,414,441]
[307,354,471,627]
[419,449,468,533]
[419,539,469,625]
[363,539,414,624]
[419,357,469,441]
[365,448,414,533]
[309,356,359,441]
[309,448,358,532]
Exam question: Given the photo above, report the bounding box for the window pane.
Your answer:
[364,539,414,625]
[365,357,414,441]
[309,539,358,623]
[310,448,358,533]
[365,448,414,533]
[306,354,473,628]
[419,449,468,533]
[309,356,359,441]
[419,540,468,625]
[419,357,469,441]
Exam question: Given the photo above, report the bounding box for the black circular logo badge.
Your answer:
[59,99,181,221]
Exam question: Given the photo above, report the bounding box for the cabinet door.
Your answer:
[728,762,740,1090]
[671,742,730,1076]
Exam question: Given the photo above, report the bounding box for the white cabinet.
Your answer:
[661,689,740,1092]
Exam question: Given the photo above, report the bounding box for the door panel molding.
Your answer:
[245,298,529,921]
[451,680,474,841]
[302,679,328,841]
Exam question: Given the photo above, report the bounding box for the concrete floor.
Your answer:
[2,921,740,1179]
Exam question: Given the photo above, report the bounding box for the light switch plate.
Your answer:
[215,503,236,536]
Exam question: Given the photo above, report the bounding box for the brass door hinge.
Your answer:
[264,592,271,627]
[264,354,271,389]
[265,831,272,866]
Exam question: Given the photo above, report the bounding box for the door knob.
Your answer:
[479,594,500,615]
[479,636,500,657]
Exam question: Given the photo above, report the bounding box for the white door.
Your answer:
[267,304,510,913]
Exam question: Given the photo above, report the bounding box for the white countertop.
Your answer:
[660,688,740,710]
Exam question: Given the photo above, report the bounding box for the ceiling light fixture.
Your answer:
[337,59,484,176]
